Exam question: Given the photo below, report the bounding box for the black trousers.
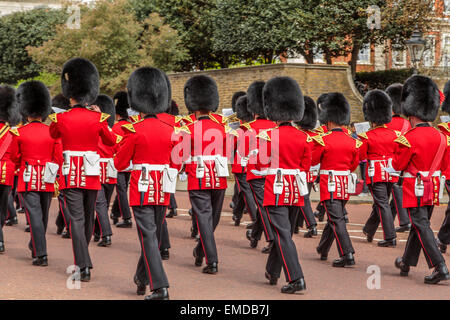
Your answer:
[249,179,274,242]
[438,181,450,245]
[296,182,317,229]
[390,182,410,227]
[403,206,445,269]
[169,194,177,210]
[0,185,11,242]
[189,189,226,265]
[317,200,355,257]
[364,182,396,240]
[94,184,114,237]
[233,173,257,222]
[63,188,97,269]
[56,193,71,231]
[133,205,169,291]
[7,193,16,220]
[22,192,52,257]
[111,172,131,220]
[359,162,369,193]
[265,205,303,282]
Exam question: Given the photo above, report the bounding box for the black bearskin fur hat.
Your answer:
[385,83,403,115]
[363,89,392,125]
[295,96,318,130]
[231,91,246,112]
[184,75,219,112]
[247,81,265,117]
[94,94,115,128]
[127,67,169,115]
[0,85,17,123]
[402,75,440,122]
[61,57,99,105]
[16,80,51,120]
[51,93,70,110]
[235,95,253,123]
[263,77,304,122]
[113,91,129,119]
[318,92,351,126]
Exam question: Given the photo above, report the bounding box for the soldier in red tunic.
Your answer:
[0,85,18,253]
[294,96,319,238]
[312,93,360,267]
[183,75,228,275]
[256,77,309,293]
[111,91,133,228]
[115,67,178,300]
[10,81,62,266]
[385,84,412,233]
[437,80,450,254]
[359,90,399,247]
[393,75,449,284]
[49,58,116,281]
[245,81,276,253]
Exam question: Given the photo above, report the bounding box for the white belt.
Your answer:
[186,155,222,163]
[251,168,303,176]
[369,159,390,163]
[63,151,97,157]
[404,171,441,178]
[133,164,168,171]
[320,170,350,176]
[100,158,113,163]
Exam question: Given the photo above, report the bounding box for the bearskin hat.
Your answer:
[0,85,17,122]
[61,58,99,105]
[16,81,51,120]
[127,67,169,115]
[385,83,403,115]
[113,91,129,119]
[296,96,318,130]
[231,91,246,112]
[402,75,440,122]
[362,90,392,125]
[94,94,115,128]
[51,93,70,110]
[263,77,304,122]
[168,100,179,116]
[441,80,450,114]
[247,81,265,117]
[318,92,351,126]
[235,95,253,123]
[184,75,219,112]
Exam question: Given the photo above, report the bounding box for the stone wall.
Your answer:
[168,63,365,122]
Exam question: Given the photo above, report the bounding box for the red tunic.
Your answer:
[114,116,180,207]
[49,107,116,190]
[311,128,360,201]
[392,125,449,208]
[98,134,122,185]
[9,122,62,193]
[386,115,411,134]
[257,125,311,207]
[231,121,251,174]
[358,126,400,184]
[304,128,321,183]
[0,122,16,186]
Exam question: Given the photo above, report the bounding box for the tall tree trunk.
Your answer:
[350,42,360,79]
[298,48,314,64]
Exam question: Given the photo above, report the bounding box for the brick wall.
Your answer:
[168,63,365,122]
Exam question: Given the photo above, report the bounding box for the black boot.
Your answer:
[265,272,278,285]
[232,214,241,227]
[281,278,306,294]
[32,256,48,267]
[436,238,447,254]
[202,262,218,274]
[394,257,410,276]
[293,225,299,234]
[261,241,273,254]
[395,224,411,233]
[56,225,64,235]
[363,229,373,243]
[193,248,203,267]
[332,253,355,267]
[61,229,70,239]
[5,216,18,226]
[0,242,4,253]
[160,248,169,260]
[110,213,119,225]
[134,275,146,296]
[93,233,100,242]
[116,219,132,228]
[314,211,324,222]
[304,226,317,238]
[24,226,30,233]
[424,263,450,284]
[378,239,396,248]
[316,247,327,261]
[98,236,111,247]
[246,221,255,230]
[80,267,91,282]
[190,227,198,239]
[246,230,258,248]
[145,287,169,300]
[166,209,177,218]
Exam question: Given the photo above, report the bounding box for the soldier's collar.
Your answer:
[392,114,401,118]
[331,128,343,132]
[416,123,430,127]
[144,114,157,119]
[198,115,210,120]
[72,104,86,109]
[278,122,292,127]
[118,118,129,122]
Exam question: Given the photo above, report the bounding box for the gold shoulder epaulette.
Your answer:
[225,124,239,137]
[438,123,450,133]
[311,135,325,146]
[257,129,271,141]
[242,122,252,130]
[100,113,110,123]
[116,135,123,144]
[130,115,140,123]
[48,113,57,123]
[394,135,411,148]
[122,123,136,133]
[183,115,194,124]
[357,132,368,139]
[0,125,10,140]
[174,125,191,135]
[447,136,450,147]
[9,128,19,136]
[355,139,363,149]
[394,130,402,137]
[174,115,183,123]
[208,113,221,124]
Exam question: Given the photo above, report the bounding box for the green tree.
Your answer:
[0,8,67,84]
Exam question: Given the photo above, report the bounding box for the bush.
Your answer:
[15,72,59,91]
[355,68,415,91]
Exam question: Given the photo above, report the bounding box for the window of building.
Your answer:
[422,36,436,67]
[358,44,371,64]
[441,34,450,67]
[392,50,406,68]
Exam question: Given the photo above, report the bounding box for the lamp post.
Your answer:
[406,29,426,74]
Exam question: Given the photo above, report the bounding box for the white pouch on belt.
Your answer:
[195,156,205,179]
[43,162,59,184]
[162,167,178,194]
[83,153,101,176]
[347,173,358,194]
[415,175,424,198]
[23,165,32,183]
[106,160,118,179]
[273,169,284,195]
[138,166,149,193]
[327,172,336,193]
[439,175,446,200]
[295,171,308,196]
[215,156,229,177]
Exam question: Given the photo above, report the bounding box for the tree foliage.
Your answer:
[0,8,67,84]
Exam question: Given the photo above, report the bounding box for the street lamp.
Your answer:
[406,29,426,74]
